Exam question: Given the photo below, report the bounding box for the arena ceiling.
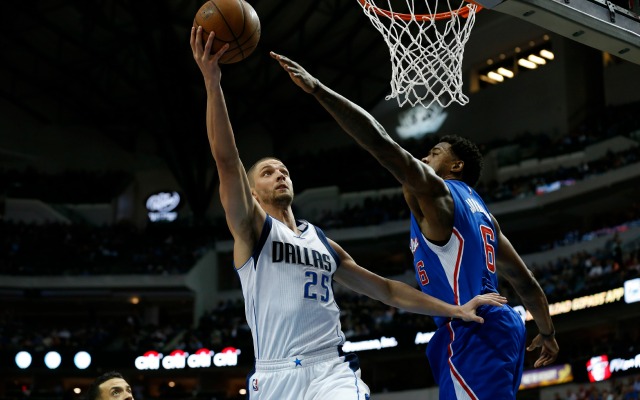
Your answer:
[1,0,392,147]
[0,0,401,216]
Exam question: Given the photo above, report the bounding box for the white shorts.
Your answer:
[246,346,370,400]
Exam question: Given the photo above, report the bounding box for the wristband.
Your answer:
[540,330,555,339]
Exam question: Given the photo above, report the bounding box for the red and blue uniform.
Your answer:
[410,180,526,399]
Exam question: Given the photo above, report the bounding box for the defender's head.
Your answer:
[421,135,483,187]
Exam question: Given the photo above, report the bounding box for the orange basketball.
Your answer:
[193,0,261,64]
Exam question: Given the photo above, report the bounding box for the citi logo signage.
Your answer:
[134,347,241,370]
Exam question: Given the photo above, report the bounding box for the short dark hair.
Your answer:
[440,135,483,187]
[247,157,285,187]
[85,371,125,400]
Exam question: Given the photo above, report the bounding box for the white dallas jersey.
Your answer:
[236,215,345,361]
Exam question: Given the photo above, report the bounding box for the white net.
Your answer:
[358,0,479,109]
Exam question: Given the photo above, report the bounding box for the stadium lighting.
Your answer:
[480,75,498,84]
[15,351,32,369]
[540,49,555,60]
[74,351,92,370]
[487,71,504,82]
[518,58,538,69]
[528,54,547,65]
[497,67,514,78]
[44,351,62,369]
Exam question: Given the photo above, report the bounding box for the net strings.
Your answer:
[359,0,478,109]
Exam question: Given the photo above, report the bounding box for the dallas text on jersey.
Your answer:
[271,241,332,272]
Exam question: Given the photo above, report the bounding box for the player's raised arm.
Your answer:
[191,27,264,261]
[271,52,453,241]
[271,52,441,196]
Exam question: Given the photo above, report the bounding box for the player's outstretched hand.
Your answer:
[527,334,559,368]
[270,52,320,94]
[458,293,507,323]
[190,26,229,85]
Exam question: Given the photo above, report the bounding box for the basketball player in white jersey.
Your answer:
[191,27,509,400]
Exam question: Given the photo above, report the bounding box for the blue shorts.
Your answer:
[426,304,526,400]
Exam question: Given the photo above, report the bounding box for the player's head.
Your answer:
[85,371,133,400]
[423,135,483,187]
[247,157,294,207]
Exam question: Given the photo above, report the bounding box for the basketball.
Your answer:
[193,0,261,64]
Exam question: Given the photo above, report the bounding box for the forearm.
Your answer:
[313,82,403,170]
[498,228,555,336]
[206,83,241,166]
[203,82,258,238]
[516,278,554,335]
[385,279,460,318]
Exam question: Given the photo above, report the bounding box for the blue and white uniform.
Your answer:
[237,215,370,400]
[410,180,526,399]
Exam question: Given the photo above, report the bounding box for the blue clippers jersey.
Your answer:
[410,180,499,328]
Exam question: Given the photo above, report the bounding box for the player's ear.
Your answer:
[451,160,464,174]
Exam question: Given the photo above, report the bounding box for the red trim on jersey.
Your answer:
[447,322,478,400]
[451,228,464,305]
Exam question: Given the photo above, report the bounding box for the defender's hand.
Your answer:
[270,51,320,94]
[527,334,559,368]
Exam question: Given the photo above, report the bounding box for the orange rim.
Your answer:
[357,0,482,21]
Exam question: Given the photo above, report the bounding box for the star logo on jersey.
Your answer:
[294,358,302,367]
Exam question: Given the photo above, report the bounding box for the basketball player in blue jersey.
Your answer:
[191,27,510,400]
[273,52,559,399]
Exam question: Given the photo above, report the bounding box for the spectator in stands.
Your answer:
[85,371,133,400]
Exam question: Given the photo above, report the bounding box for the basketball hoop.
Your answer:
[358,0,482,109]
